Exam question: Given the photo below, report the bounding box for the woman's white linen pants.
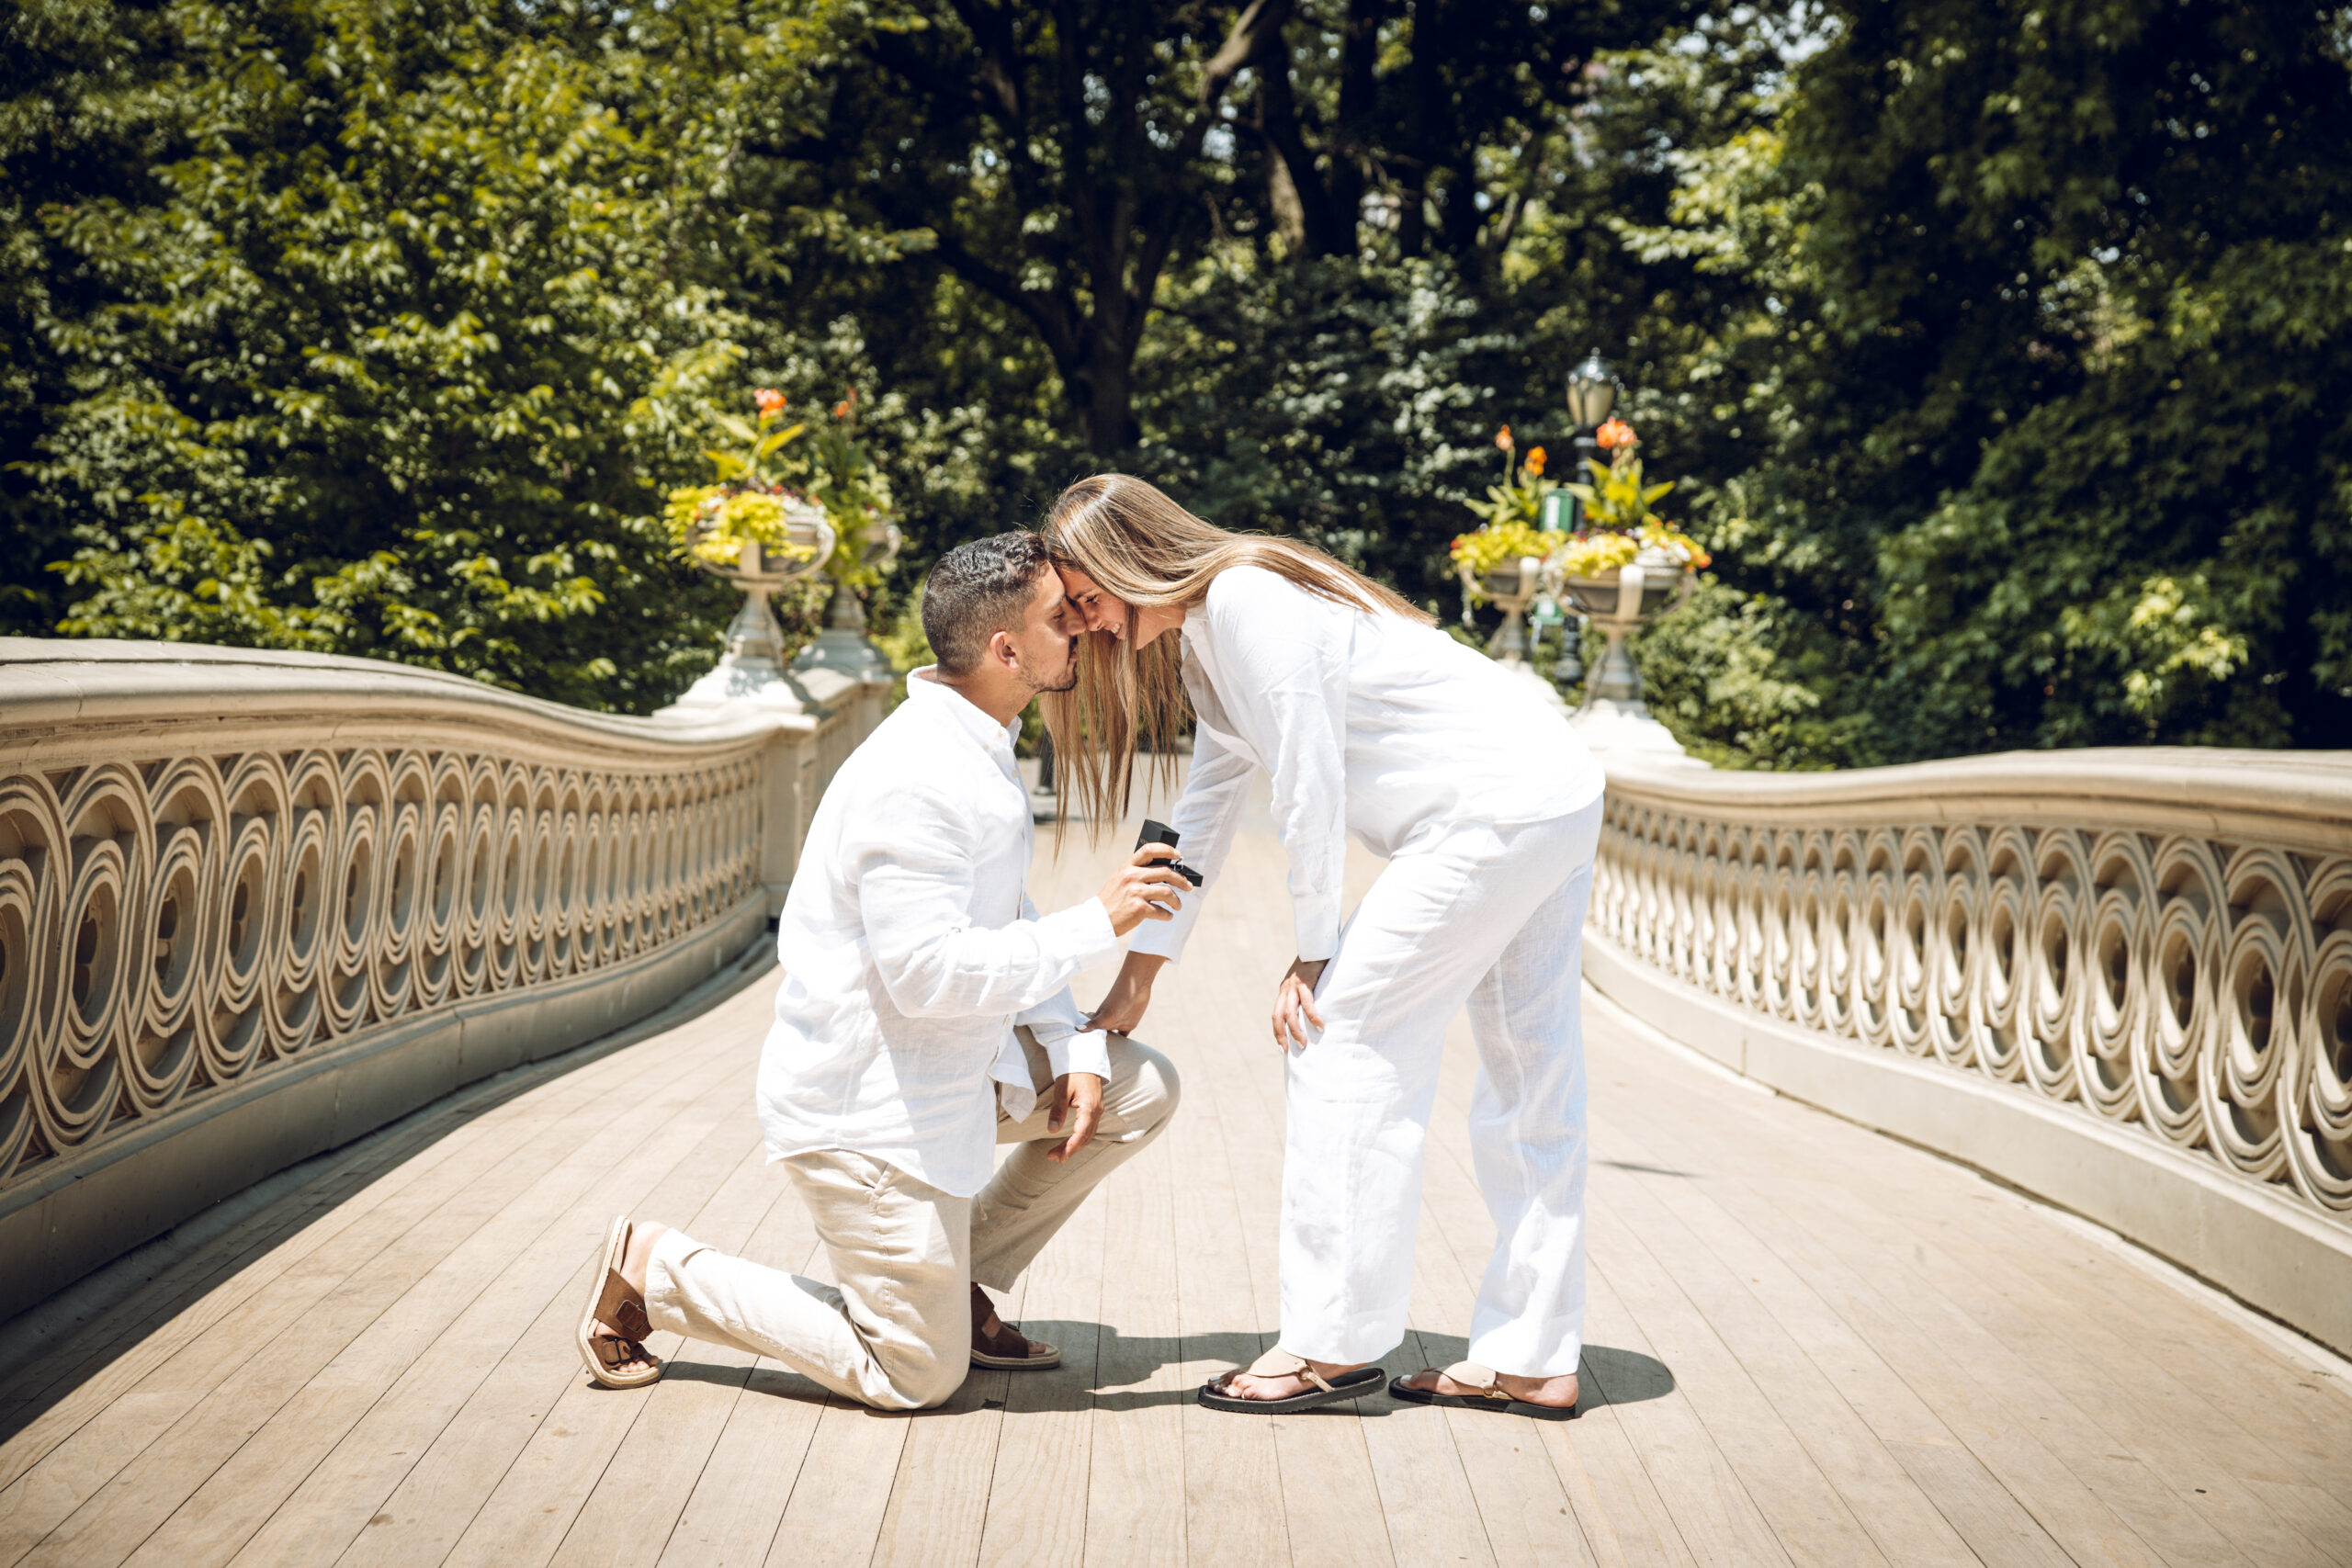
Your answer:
[1280,797,1604,1378]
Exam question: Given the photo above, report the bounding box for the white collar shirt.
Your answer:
[1128,564,1606,966]
[757,669,1117,1197]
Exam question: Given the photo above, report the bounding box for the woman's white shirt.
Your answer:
[1125,564,1605,965]
[758,669,1118,1197]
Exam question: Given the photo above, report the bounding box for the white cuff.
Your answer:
[1127,885,1205,964]
[1040,896,1121,970]
[1046,1028,1114,1083]
[1293,897,1340,964]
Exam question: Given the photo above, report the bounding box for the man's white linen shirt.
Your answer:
[757,670,1119,1197]
[1128,564,1607,966]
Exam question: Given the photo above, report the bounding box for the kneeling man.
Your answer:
[577,532,1186,1407]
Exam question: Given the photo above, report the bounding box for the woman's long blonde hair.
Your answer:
[1039,474,1432,836]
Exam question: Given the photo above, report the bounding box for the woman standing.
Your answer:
[1041,475,1607,1418]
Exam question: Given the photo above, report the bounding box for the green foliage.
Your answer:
[7,0,885,710]
[7,0,2346,759]
[1627,0,2352,756]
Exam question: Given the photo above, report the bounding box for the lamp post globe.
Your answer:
[1566,348,1618,433]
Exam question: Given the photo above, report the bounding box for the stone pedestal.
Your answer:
[792,581,895,685]
[659,584,822,718]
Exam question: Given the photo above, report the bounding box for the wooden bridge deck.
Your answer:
[3,805,2349,1568]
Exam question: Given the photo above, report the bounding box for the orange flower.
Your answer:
[1524,446,1547,477]
[833,386,860,420]
[753,388,786,418]
[1595,417,1635,451]
[1495,424,1514,452]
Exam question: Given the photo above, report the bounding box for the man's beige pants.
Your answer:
[640,1031,1179,1410]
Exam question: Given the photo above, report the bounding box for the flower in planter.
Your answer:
[1453,424,1562,600]
[1556,532,1639,580]
[1450,520,1555,580]
[663,389,820,570]
[1595,417,1636,452]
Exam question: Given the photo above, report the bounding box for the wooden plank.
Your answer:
[545,1141,796,1568]
[313,1023,765,1568]
[1688,1168,2162,1568]
[1593,1017,2346,1568]
[0,1057,608,1511]
[1582,1156,1974,1565]
[1801,1179,2321,1568]
[1522,1235,1781,1568]
[1884,1176,2352,1514]
[1082,1136,1187,1568]
[762,1399,909,1568]
[0,989,748,1464]
[1416,1072,1773,1568]
[413,1073,777,1568]
[229,1114,775,1568]
[1167,977,1290,1568]
[1885,1440,2084,1568]
[1599,1043,2182,1568]
[183,1066,765,1568]
[8,1034,758,1568]
[653,1218,831,1568]
[1581,1019,2174,1568]
[1381,1242,1544,1568]
[974,1175,1102,1568]
[1537,1348,1697,1568]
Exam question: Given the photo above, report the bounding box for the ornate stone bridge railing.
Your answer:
[0,639,884,1318]
[1585,748,2352,1356]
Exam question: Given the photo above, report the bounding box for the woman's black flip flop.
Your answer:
[1388,1362,1578,1421]
[1198,1348,1387,1414]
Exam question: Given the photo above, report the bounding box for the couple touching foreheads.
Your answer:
[577,475,1606,1420]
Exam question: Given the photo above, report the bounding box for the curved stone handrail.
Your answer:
[0,638,878,1317]
[1587,746,2352,1353]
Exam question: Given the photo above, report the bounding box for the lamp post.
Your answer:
[1544,348,1618,696]
[1565,348,1618,468]
[1552,347,1700,763]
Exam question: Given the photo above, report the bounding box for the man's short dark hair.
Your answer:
[922,532,1054,675]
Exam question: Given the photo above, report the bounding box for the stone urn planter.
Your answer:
[1554,543,1696,758]
[794,513,902,685]
[658,497,837,717]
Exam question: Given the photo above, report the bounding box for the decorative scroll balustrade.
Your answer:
[0,639,881,1314]
[1587,748,2352,1349]
[1593,751,2352,1212]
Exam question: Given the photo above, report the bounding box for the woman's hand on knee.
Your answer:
[1272,957,1328,1052]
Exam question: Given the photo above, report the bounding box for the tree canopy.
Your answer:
[5,0,2347,750]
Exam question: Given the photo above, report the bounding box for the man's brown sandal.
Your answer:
[1198,1348,1385,1414]
[1388,1360,1577,1421]
[970,1284,1060,1370]
[576,1214,662,1389]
